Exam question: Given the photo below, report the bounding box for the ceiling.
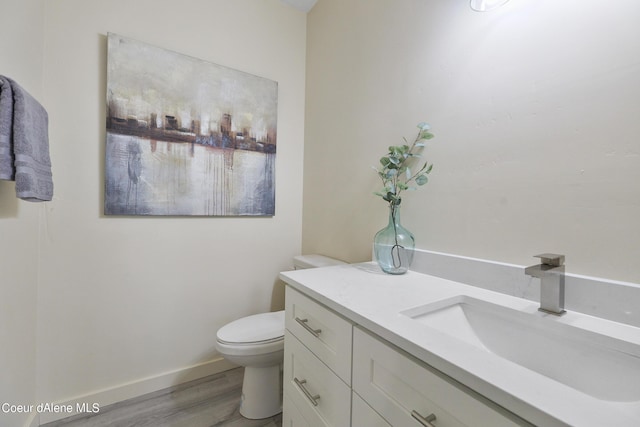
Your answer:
[280,0,318,13]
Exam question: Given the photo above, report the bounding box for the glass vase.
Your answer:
[374,205,415,275]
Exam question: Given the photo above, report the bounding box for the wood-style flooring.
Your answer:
[41,368,282,427]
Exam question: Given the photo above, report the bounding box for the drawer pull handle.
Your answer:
[411,410,437,427]
[294,377,320,406]
[295,317,322,337]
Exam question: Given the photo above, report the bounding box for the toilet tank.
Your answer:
[293,254,346,269]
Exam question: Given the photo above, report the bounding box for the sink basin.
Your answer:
[401,296,640,402]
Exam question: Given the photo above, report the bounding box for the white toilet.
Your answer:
[215,254,345,419]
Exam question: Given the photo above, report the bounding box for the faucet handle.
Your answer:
[534,253,565,267]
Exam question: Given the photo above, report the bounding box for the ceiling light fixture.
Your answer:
[470,0,510,12]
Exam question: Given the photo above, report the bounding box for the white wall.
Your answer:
[303,0,640,283]
[36,0,306,411]
[0,0,43,425]
[3,0,639,423]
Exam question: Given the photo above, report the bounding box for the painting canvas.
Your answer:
[104,33,277,216]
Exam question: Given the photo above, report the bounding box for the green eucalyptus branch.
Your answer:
[373,122,435,208]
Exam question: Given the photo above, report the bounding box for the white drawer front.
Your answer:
[283,391,312,427]
[352,392,391,427]
[353,327,525,427]
[285,286,352,383]
[284,330,351,427]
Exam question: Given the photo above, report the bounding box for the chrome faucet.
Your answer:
[525,253,566,315]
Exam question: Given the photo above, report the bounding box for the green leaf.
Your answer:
[373,122,435,200]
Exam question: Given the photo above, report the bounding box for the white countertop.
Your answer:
[279,262,640,427]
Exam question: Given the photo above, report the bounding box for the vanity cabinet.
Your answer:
[283,287,353,426]
[283,330,351,426]
[282,388,310,427]
[283,285,528,427]
[284,286,352,383]
[353,327,525,427]
[352,392,391,427]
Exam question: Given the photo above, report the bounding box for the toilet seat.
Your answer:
[216,310,284,344]
[216,336,284,357]
[216,311,284,357]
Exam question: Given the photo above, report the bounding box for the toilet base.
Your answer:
[239,364,283,419]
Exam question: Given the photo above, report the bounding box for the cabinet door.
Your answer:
[284,330,351,427]
[285,286,352,383]
[353,327,527,427]
[352,392,391,427]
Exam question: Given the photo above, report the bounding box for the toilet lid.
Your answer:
[217,311,285,344]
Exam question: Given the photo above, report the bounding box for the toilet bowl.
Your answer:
[215,254,345,419]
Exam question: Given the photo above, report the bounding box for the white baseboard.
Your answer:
[38,357,236,425]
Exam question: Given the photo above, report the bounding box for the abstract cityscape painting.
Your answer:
[104,33,278,216]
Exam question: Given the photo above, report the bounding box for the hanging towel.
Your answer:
[0,76,53,202]
[0,76,14,180]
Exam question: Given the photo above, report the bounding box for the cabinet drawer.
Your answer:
[284,330,351,427]
[283,391,311,427]
[353,327,526,427]
[285,286,352,383]
[352,392,391,427]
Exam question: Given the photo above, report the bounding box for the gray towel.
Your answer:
[0,76,14,180]
[0,76,53,202]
